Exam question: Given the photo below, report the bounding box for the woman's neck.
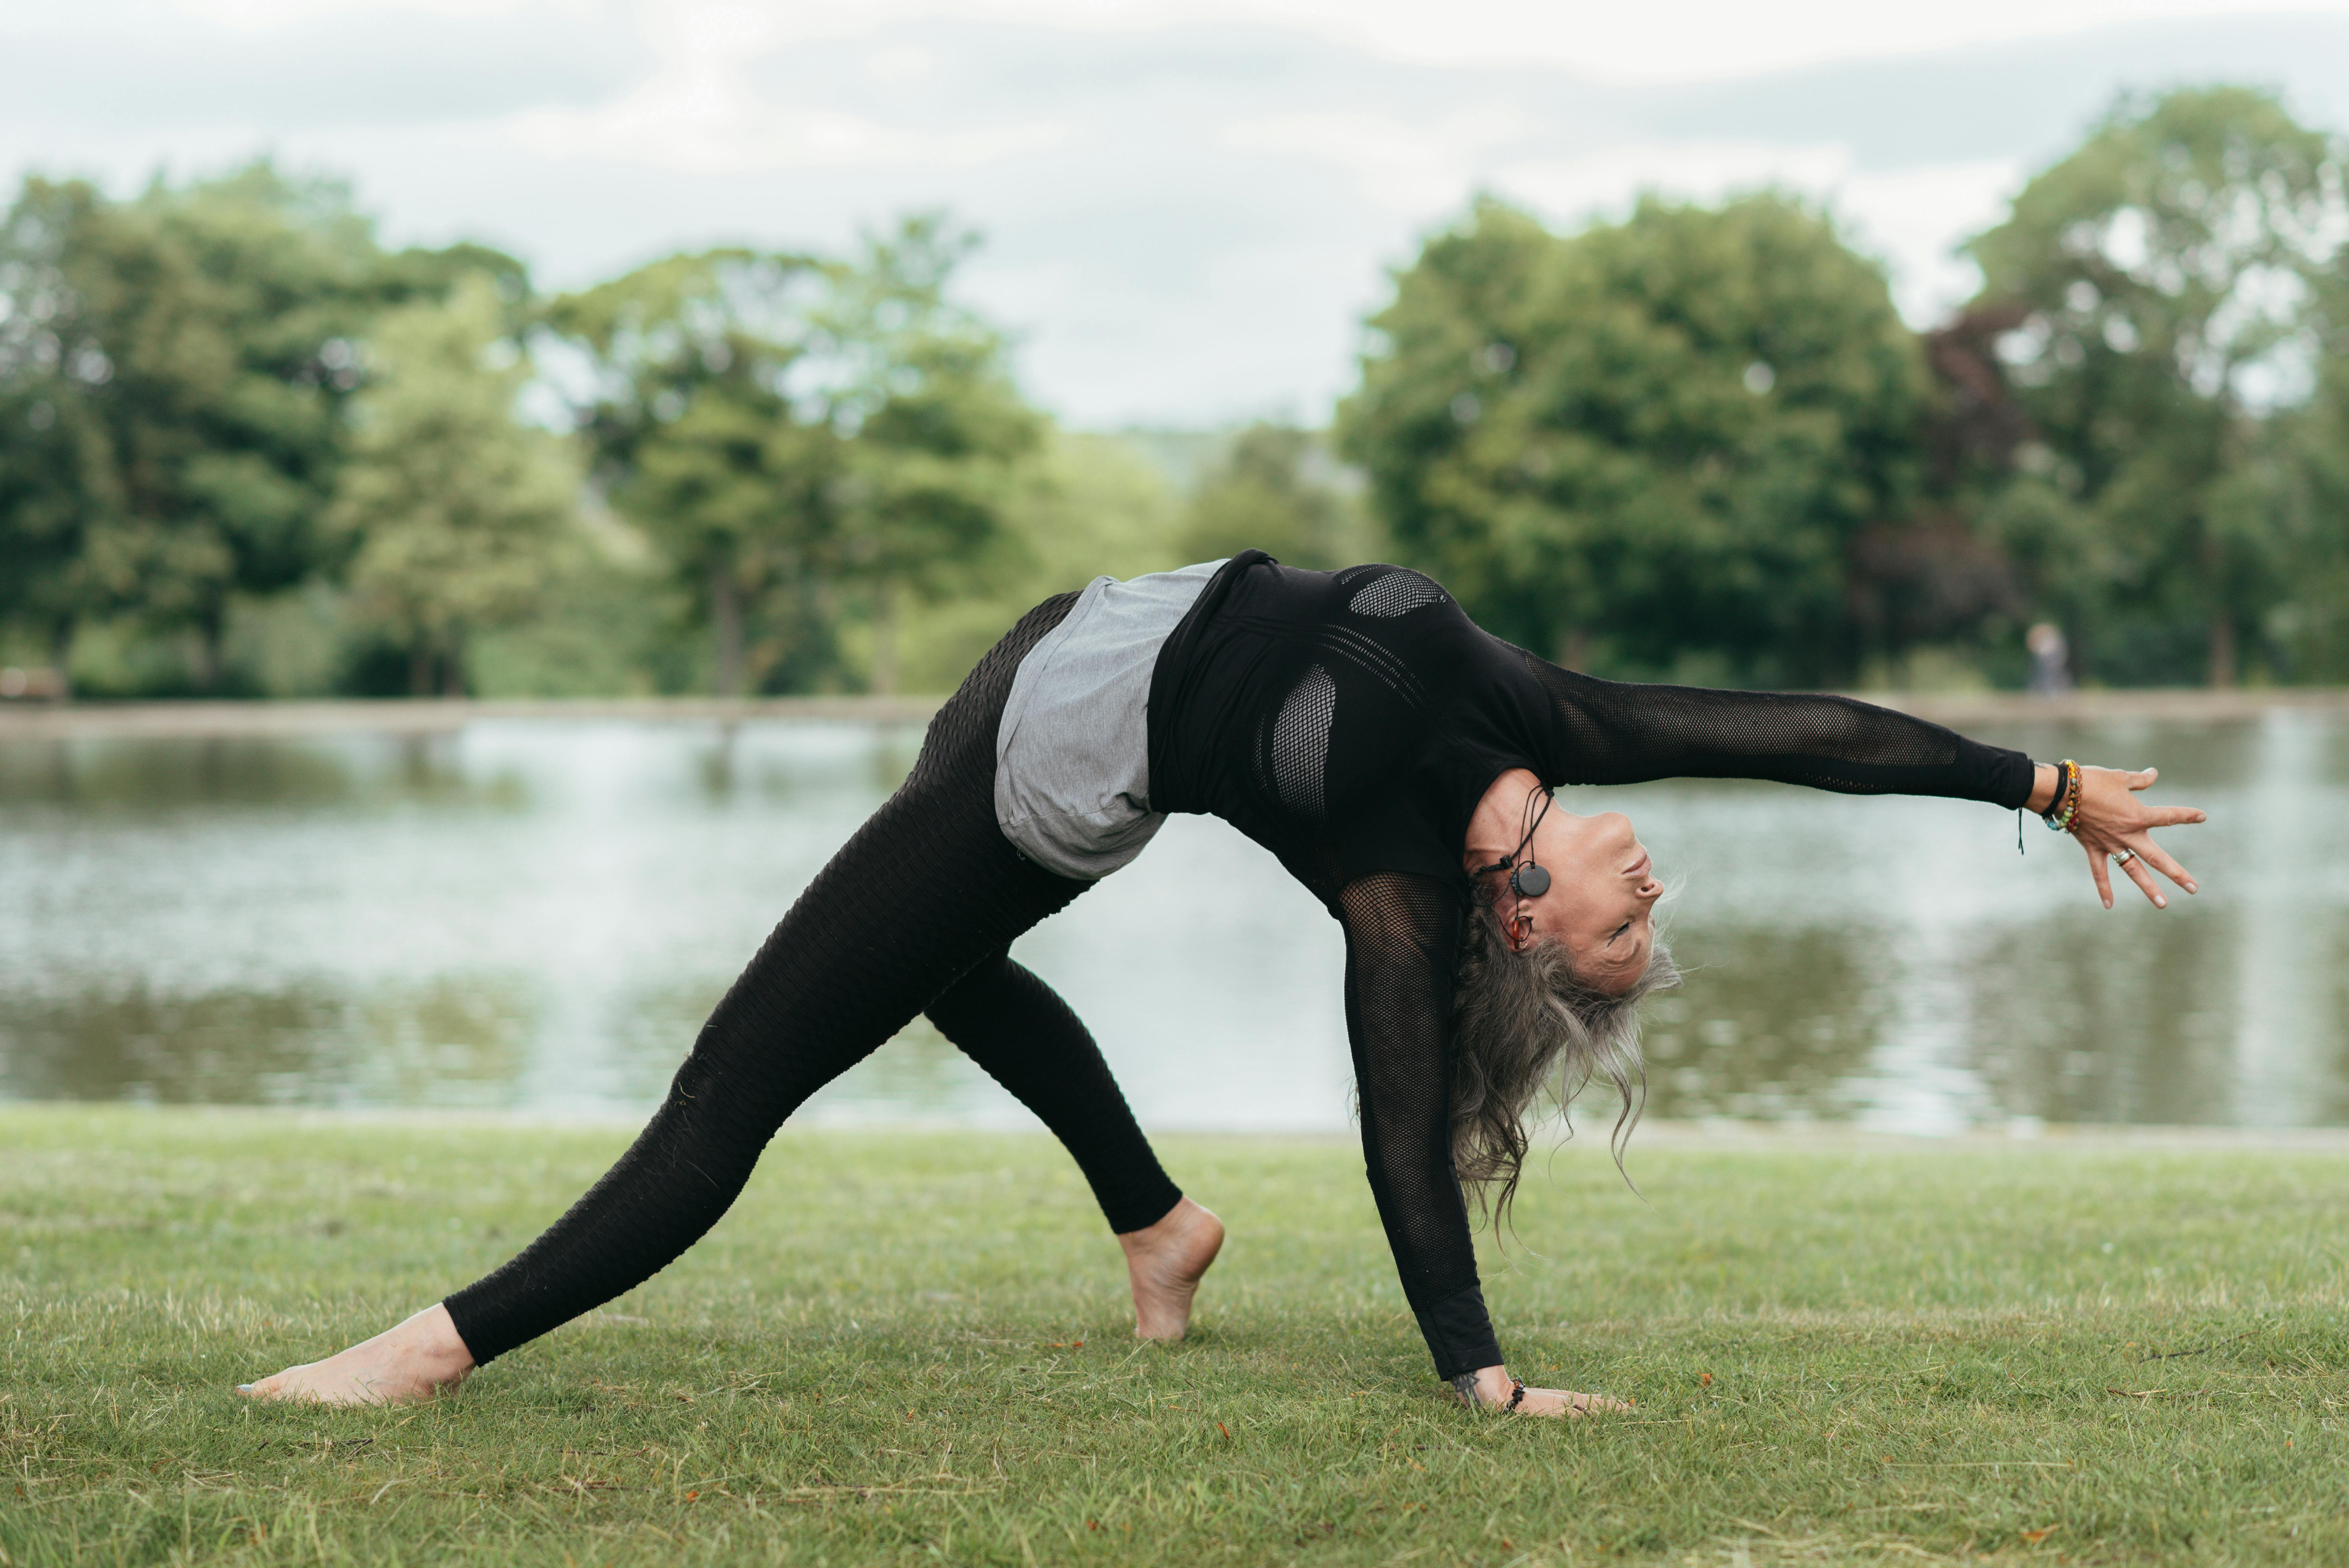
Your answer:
[1462,767,1547,874]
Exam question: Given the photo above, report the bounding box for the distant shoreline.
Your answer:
[0,694,945,739]
[5,686,2349,739]
[11,1102,2349,1151]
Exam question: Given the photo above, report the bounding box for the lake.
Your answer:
[4,706,2341,1134]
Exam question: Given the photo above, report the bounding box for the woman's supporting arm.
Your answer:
[1335,873,1503,1381]
[1516,651,2035,808]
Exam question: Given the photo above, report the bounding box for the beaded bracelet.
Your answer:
[2042,759,2082,833]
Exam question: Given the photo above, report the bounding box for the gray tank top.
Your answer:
[992,560,1224,880]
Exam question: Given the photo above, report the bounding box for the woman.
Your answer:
[241,552,2206,1417]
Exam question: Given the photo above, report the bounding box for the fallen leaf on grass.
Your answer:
[2140,1331,2253,1363]
[1217,1422,1231,1439]
[2021,1523,2062,1544]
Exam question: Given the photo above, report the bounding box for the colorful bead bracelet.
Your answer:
[2042,758,2082,833]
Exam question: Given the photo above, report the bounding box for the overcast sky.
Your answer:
[11,0,2349,426]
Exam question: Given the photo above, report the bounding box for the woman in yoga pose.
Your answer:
[241,551,2207,1416]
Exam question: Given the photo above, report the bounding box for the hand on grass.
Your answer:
[2033,764,2207,910]
[1462,1365,1630,1418]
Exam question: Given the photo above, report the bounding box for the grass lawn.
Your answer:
[3,1107,2346,1566]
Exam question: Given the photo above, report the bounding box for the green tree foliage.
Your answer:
[895,427,1188,693]
[0,180,125,686]
[1338,194,1925,681]
[326,278,579,695]
[2216,264,2349,678]
[818,218,1041,694]
[553,218,1040,695]
[1173,422,1366,569]
[1966,87,2349,684]
[549,248,835,697]
[0,162,525,691]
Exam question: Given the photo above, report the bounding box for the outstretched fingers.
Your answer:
[2132,835,2199,896]
[2115,849,2169,909]
[2086,840,2118,909]
[2074,764,2208,909]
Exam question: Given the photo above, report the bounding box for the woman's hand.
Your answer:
[2033,763,2207,910]
[1460,1365,1630,1417]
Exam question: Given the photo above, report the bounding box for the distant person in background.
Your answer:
[2027,622,2073,695]
[240,553,2207,1417]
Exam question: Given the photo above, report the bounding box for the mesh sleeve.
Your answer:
[1337,872,1503,1382]
[1519,652,2035,807]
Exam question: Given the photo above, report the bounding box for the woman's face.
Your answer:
[1508,807,1662,993]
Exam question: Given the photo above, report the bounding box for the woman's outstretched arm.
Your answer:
[1516,651,2206,906]
[1514,651,2035,805]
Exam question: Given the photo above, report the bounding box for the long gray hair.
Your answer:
[1449,888,1680,1220]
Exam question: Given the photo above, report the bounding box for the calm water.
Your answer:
[4,712,2343,1132]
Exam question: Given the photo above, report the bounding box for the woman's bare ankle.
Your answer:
[1119,1197,1224,1340]
[238,1303,477,1406]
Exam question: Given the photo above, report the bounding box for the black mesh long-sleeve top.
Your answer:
[1145,553,2036,1379]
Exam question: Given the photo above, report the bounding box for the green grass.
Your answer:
[4,1108,2348,1566]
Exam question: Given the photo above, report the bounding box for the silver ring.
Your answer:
[2111,849,2136,866]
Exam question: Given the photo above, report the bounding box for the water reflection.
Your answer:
[5,711,2347,1131]
[2,977,532,1106]
[1637,925,1895,1122]
[1963,911,2241,1126]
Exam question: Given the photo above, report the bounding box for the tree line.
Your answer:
[0,164,1082,698]
[5,85,2348,697]
[1343,86,2349,688]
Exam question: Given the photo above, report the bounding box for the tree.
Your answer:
[817,217,1041,694]
[325,278,577,695]
[1173,422,1366,569]
[0,162,527,690]
[550,249,838,696]
[557,219,1043,697]
[1965,86,2349,685]
[0,180,131,691]
[1337,194,1926,682]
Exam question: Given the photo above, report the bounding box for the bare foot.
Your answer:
[238,1303,476,1406]
[1512,1387,1632,1418]
[1118,1196,1223,1340]
[1461,1366,1630,1418]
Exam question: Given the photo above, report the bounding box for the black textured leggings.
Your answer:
[444,595,1183,1363]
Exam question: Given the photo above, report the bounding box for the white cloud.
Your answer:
[505,6,1062,172]
[1224,106,1536,214]
[153,0,2349,80]
[865,44,938,80]
[510,96,1062,173]
[31,0,2349,422]
[489,0,2349,82]
[1488,145,2028,325]
[1496,139,1858,224]
[163,0,571,25]
[1835,160,2026,320]
[1210,0,2349,80]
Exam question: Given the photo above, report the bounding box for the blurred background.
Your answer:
[10,0,2349,1135]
